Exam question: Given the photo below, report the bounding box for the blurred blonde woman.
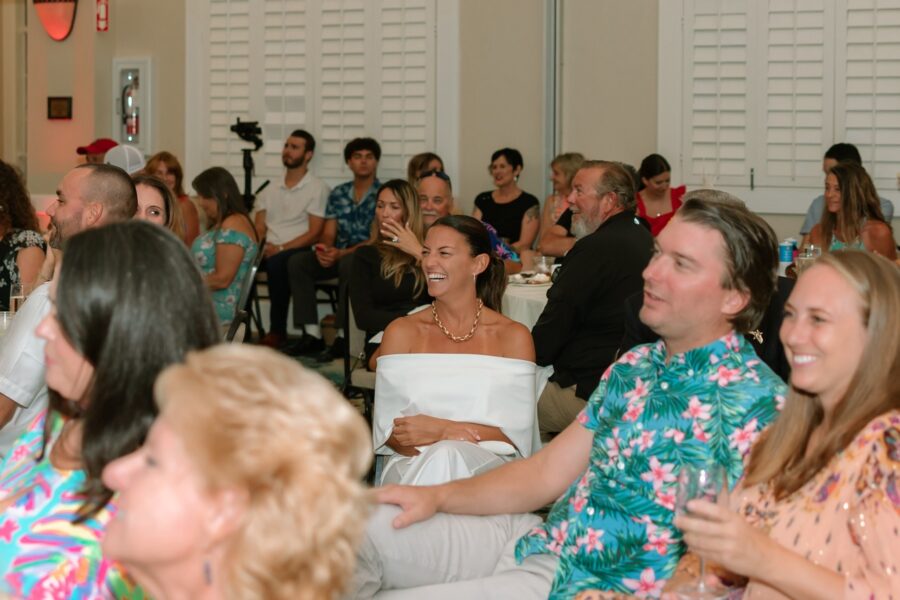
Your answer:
[102,344,372,600]
[537,152,584,257]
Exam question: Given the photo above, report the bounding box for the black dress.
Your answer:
[349,244,430,361]
[0,229,46,311]
[473,191,539,244]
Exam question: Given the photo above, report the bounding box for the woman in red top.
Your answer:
[636,153,686,236]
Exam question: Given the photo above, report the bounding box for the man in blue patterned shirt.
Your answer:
[284,137,381,358]
[353,190,788,599]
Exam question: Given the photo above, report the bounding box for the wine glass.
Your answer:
[674,462,728,600]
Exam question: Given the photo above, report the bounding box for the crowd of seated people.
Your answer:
[0,128,896,600]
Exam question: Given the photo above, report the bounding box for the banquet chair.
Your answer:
[228,244,265,341]
[225,309,249,343]
[341,284,376,424]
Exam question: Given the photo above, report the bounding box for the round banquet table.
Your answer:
[501,283,550,330]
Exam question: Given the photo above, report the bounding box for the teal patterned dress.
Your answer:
[192,227,258,326]
[515,332,786,598]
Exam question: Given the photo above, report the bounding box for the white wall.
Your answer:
[560,0,658,167]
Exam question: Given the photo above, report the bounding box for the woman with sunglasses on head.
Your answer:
[0,221,220,598]
[350,179,431,370]
[675,250,899,599]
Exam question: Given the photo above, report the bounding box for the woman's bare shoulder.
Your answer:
[484,309,535,361]
[380,310,431,354]
[221,214,256,238]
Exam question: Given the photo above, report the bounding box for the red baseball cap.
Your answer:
[76,138,118,155]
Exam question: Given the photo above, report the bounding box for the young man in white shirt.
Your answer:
[255,130,330,348]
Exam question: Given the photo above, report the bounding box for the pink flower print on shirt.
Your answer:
[655,488,676,510]
[664,428,685,444]
[624,377,651,402]
[691,420,710,443]
[631,430,656,452]
[729,418,759,455]
[682,396,711,421]
[776,394,786,411]
[641,457,676,490]
[710,365,742,387]
[623,567,666,598]
[577,410,589,426]
[576,528,605,554]
[570,494,588,513]
[605,436,621,461]
[643,526,674,555]
[548,521,569,555]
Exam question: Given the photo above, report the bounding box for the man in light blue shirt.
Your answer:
[799,143,894,245]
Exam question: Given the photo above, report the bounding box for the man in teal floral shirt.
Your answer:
[355,190,788,599]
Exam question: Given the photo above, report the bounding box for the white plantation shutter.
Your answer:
[835,0,900,188]
[196,0,436,189]
[261,1,309,174]
[208,0,252,175]
[666,0,899,197]
[378,0,434,176]
[317,0,369,178]
[682,0,751,187]
[760,1,833,187]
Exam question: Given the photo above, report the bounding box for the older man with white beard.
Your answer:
[532,160,653,439]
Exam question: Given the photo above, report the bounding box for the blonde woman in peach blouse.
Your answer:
[676,250,899,599]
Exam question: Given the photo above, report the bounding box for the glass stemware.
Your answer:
[674,462,729,600]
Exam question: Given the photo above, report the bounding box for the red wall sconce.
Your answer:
[33,0,78,42]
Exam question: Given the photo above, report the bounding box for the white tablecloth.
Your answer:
[502,283,550,330]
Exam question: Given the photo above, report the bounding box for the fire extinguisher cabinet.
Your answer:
[112,57,152,156]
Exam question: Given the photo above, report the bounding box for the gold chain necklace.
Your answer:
[431,299,483,343]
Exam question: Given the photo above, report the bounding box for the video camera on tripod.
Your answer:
[230,118,269,211]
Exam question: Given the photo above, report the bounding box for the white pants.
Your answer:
[380,440,511,486]
[352,505,558,599]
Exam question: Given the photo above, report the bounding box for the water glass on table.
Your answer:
[794,245,821,276]
[0,312,11,338]
[674,462,729,600]
[532,254,554,275]
[9,282,31,314]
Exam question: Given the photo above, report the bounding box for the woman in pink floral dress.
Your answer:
[677,250,899,599]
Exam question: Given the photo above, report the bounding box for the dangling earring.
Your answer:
[203,559,213,585]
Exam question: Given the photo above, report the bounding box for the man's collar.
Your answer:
[651,331,746,369]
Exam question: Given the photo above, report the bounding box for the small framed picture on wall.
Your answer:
[47,96,73,120]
